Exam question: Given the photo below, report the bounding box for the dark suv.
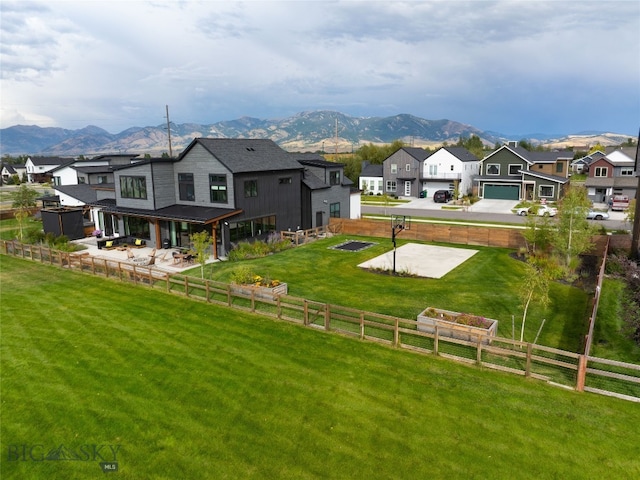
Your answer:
[433,190,453,203]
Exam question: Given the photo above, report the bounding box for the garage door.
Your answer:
[483,184,520,200]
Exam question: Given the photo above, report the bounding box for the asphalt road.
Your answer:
[361,202,631,231]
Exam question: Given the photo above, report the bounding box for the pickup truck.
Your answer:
[516,205,557,217]
[611,195,630,211]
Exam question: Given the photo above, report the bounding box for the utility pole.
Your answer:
[165,104,173,158]
[631,128,640,259]
[334,117,338,158]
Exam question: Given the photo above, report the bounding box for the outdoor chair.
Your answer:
[127,247,135,260]
[148,248,157,258]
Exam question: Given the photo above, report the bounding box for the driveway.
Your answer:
[468,199,519,214]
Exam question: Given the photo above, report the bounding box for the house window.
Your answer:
[450,165,454,171]
[329,170,340,185]
[178,173,195,201]
[621,168,634,176]
[279,177,292,184]
[53,176,61,186]
[508,164,521,175]
[486,164,500,175]
[386,180,396,192]
[97,175,108,184]
[594,167,608,177]
[378,180,383,191]
[406,164,411,172]
[78,177,86,184]
[539,185,554,198]
[329,202,340,218]
[391,164,398,174]
[120,176,147,199]
[209,174,227,203]
[244,179,258,197]
[428,164,438,176]
[556,163,563,173]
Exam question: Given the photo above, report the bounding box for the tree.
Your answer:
[519,256,553,343]
[189,231,212,279]
[552,186,595,272]
[521,215,553,256]
[588,143,605,154]
[455,134,485,159]
[11,184,39,241]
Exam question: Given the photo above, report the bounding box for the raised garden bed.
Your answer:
[230,282,288,301]
[417,307,498,344]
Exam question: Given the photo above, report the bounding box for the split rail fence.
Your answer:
[2,240,639,402]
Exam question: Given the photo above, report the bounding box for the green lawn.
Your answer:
[1,256,639,479]
[198,235,589,352]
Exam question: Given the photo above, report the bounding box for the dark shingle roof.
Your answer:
[182,138,303,173]
[54,184,99,204]
[401,147,431,161]
[28,156,70,166]
[360,161,383,177]
[440,147,479,162]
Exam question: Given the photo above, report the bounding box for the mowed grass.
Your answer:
[201,235,589,351]
[2,256,639,479]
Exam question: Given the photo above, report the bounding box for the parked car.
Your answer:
[586,210,609,220]
[611,195,630,211]
[516,205,557,217]
[433,190,453,203]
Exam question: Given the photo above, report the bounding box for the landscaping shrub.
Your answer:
[228,233,291,261]
[605,253,640,345]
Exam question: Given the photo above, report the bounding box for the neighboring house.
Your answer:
[359,161,384,195]
[85,138,324,258]
[584,152,637,203]
[25,156,71,183]
[421,146,479,198]
[294,153,353,229]
[1,163,26,183]
[49,154,140,186]
[475,145,572,201]
[382,147,431,197]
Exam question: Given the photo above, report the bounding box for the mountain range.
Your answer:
[0,111,633,157]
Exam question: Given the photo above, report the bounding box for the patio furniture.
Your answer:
[127,247,135,260]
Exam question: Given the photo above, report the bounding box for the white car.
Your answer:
[516,205,557,217]
[586,210,609,220]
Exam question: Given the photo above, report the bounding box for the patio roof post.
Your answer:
[212,222,218,260]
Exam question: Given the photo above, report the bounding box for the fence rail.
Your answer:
[2,239,638,402]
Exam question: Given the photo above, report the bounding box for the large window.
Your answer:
[329,170,340,185]
[120,176,147,199]
[621,168,634,176]
[244,179,258,197]
[486,164,500,175]
[508,164,521,175]
[428,164,438,176]
[209,174,227,202]
[178,173,195,201]
[386,180,396,192]
[594,167,608,177]
[228,215,276,242]
[330,202,341,218]
[539,185,554,198]
[556,162,564,173]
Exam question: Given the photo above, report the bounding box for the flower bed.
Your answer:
[417,307,498,344]
[230,282,288,300]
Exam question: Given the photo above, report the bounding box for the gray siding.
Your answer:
[114,164,155,210]
[177,143,234,207]
[151,162,177,209]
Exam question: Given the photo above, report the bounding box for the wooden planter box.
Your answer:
[230,283,288,300]
[417,307,498,344]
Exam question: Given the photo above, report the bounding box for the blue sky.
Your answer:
[1,0,639,136]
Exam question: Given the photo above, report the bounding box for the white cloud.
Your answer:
[1,0,638,134]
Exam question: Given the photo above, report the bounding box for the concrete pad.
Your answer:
[358,243,478,278]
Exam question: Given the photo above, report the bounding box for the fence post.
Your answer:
[205,281,210,302]
[360,313,365,339]
[476,337,482,365]
[303,300,308,326]
[525,343,533,377]
[576,355,587,392]
[434,325,439,355]
[184,276,189,296]
[394,318,399,347]
[324,304,330,331]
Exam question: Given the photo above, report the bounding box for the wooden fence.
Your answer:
[2,239,639,402]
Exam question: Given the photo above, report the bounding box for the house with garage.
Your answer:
[475,145,572,201]
[49,154,140,187]
[25,156,71,183]
[584,151,637,203]
[382,147,431,197]
[421,146,479,199]
[294,153,353,228]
